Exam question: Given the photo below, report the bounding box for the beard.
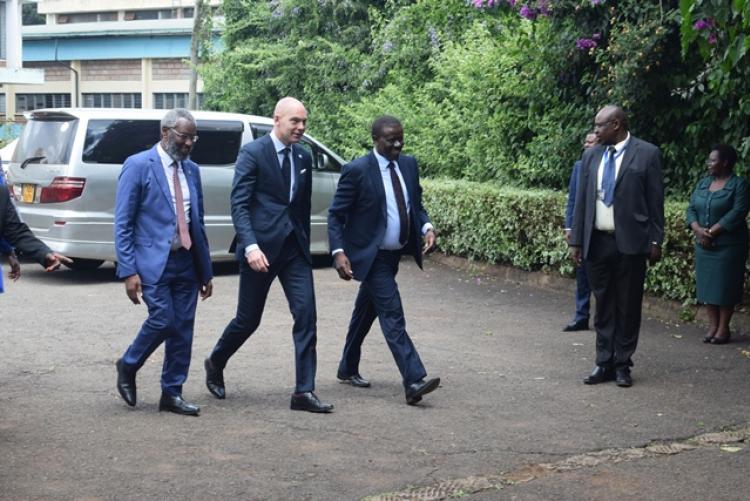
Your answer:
[166,137,191,161]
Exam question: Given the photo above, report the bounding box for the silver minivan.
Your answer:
[5,108,343,270]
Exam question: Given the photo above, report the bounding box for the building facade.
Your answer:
[1,0,222,121]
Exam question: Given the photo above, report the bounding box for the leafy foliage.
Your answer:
[422,178,732,303]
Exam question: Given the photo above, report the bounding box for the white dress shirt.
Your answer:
[156,143,191,249]
[595,132,630,231]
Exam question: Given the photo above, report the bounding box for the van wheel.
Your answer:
[64,258,105,271]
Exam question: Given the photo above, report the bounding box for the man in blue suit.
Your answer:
[205,97,333,413]
[328,116,441,405]
[114,108,213,416]
[562,132,598,332]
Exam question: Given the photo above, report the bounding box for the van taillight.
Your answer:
[39,177,86,203]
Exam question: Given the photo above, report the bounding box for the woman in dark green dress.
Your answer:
[686,144,749,344]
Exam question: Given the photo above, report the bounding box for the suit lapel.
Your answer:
[262,135,287,194]
[290,145,306,201]
[398,157,416,209]
[368,152,387,222]
[149,146,174,213]
[588,148,604,198]
[615,138,636,186]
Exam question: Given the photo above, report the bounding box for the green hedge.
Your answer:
[422,178,720,305]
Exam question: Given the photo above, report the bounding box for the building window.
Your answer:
[0,94,6,115]
[182,8,195,18]
[57,12,117,24]
[82,93,142,109]
[153,93,204,110]
[15,94,72,113]
[125,9,176,21]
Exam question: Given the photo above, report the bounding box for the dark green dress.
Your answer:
[686,174,749,305]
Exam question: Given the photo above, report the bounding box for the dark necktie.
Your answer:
[281,147,291,200]
[387,161,409,246]
[601,146,616,207]
[172,162,192,250]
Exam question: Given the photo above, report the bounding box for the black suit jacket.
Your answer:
[0,188,50,264]
[229,134,314,265]
[328,152,431,281]
[571,136,664,259]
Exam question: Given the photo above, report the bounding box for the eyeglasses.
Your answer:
[593,120,615,131]
[170,128,199,142]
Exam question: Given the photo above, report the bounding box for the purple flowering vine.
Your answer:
[692,18,715,31]
[576,38,598,50]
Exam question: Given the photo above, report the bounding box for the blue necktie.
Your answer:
[602,146,616,207]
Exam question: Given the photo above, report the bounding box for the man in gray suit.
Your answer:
[569,105,664,388]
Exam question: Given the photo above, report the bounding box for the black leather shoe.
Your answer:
[116,358,136,407]
[583,366,615,385]
[615,368,633,387]
[563,319,589,332]
[290,392,334,413]
[159,393,200,416]
[337,371,371,388]
[205,357,225,399]
[405,377,440,405]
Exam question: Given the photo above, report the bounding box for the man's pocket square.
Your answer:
[299,169,307,174]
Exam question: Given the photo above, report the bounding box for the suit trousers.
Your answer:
[210,235,317,393]
[585,231,647,368]
[338,249,427,388]
[573,263,591,323]
[121,248,199,396]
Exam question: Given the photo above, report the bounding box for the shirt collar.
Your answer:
[373,148,398,170]
[157,142,180,170]
[270,131,289,153]
[610,132,630,154]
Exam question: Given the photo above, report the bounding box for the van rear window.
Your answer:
[83,119,243,165]
[14,117,78,165]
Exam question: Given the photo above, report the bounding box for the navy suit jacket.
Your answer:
[114,145,213,285]
[328,152,431,282]
[565,159,582,229]
[570,136,664,259]
[229,134,314,265]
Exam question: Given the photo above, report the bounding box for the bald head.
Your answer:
[273,97,308,145]
[594,105,629,145]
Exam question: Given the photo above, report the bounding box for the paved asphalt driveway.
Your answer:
[1,257,748,500]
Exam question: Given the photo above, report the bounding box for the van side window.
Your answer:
[189,120,243,166]
[83,120,161,164]
[83,119,243,165]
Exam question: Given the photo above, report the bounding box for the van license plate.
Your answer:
[22,184,36,203]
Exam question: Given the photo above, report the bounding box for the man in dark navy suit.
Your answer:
[114,108,214,416]
[562,132,598,332]
[328,116,440,405]
[205,97,333,413]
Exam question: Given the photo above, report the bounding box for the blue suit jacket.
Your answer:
[229,134,314,265]
[114,145,213,285]
[565,159,582,229]
[328,152,431,282]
